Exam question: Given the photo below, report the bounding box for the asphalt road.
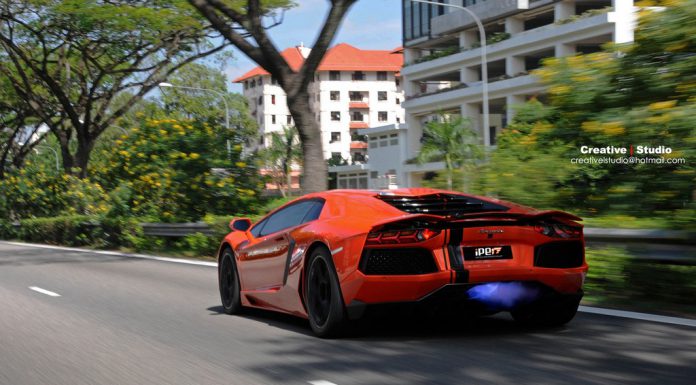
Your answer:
[1,242,695,385]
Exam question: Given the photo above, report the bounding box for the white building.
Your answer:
[234,43,405,164]
[333,0,638,189]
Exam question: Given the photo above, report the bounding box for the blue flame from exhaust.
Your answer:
[467,282,541,310]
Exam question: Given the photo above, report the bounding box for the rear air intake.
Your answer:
[359,248,437,275]
[377,193,509,217]
[534,241,584,268]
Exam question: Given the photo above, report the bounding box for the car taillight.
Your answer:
[366,228,441,245]
[532,221,582,238]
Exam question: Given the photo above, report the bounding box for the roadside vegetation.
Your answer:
[421,2,696,231]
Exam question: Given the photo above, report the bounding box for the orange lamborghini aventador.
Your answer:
[218,188,588,337]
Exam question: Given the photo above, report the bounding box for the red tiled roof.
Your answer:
[234,43,403,83]
[233,46,306,82]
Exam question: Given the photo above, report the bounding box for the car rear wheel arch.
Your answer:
[300,242,335,300]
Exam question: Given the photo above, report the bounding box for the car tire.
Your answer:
[511,296,580,328]
[219,248,243,315]
[305,247,347,338]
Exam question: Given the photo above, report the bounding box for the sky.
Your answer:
[224,0,402,93]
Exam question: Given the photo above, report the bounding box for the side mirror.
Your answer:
[229,218,252,232]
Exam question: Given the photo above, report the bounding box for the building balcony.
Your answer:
[402,11,616,83]
[350,141,368,150]
[402,74,542,114]
[348,101,370,109]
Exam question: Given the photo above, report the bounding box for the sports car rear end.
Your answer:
[340,190,587,326]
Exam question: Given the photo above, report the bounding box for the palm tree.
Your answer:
[259,126,302,197]
[417,115,483,191]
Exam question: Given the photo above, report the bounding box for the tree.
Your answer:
[0,74,48,177]
[417,116,482,191]
[0,0,230,177]
[95,118,261,222]
[187,0,359,193]
[258,125,302,197]
[483,2,696,218]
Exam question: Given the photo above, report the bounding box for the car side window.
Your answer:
[301,201,324,223]
[258,200,318,237]
[249,218,267,238]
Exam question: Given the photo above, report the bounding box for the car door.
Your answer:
[237,200,320,291]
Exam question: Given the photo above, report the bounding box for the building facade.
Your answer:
[234,43,405,163]
[332,0,638,189]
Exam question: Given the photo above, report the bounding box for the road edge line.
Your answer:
[0,241,217,267]
[578,305,696,328]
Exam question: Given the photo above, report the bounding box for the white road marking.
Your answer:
[28,286,61,297]
[579,306,696,328]
[330,246,343,255]
[308,381,338,385]
[1,241,216,267]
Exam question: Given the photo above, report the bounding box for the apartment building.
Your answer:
[332,0,638,189]
[234,43,404,163]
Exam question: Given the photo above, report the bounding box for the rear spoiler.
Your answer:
[371,210,582,229]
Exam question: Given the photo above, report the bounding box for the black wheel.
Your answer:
[305,247,347,338]
[511,296,580,328]
[219,248,243,314]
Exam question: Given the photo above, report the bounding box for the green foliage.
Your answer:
[94,118,261,222]
[481,2,696,221]
[0,164,108,220]
[418,115,482,191]
[16,215,98,247]
[257,126,302,197]
[584,246,696,315]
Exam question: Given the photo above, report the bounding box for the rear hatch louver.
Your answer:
[377,193,509,217]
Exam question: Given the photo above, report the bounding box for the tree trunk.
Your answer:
[286,93,327,194]
[74,140,94,178]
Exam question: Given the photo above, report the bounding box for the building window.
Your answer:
[331,111,341,121]
[395,78,400,87]
[352,71,365,81]
[330,91,340,101]
[258,77,263,85]
[351,111,363,122]
[396,117,401,123]
[271,77,278,85]
[251,79,256,88]
[315,74,320,81]
[490,126,497,146]
[378,111,388,122]
[271,115,276,124]
[244,81,249,90]
[330,132,341,143]
[329,71,341,80]
[271,95,276,104]
[390,133,398,145]
[396,98,401,104]
[349,91,363,102]
[287,115,292,125]
[377,71,387,81]
[378,91,387,101]
[258,95,263,105]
